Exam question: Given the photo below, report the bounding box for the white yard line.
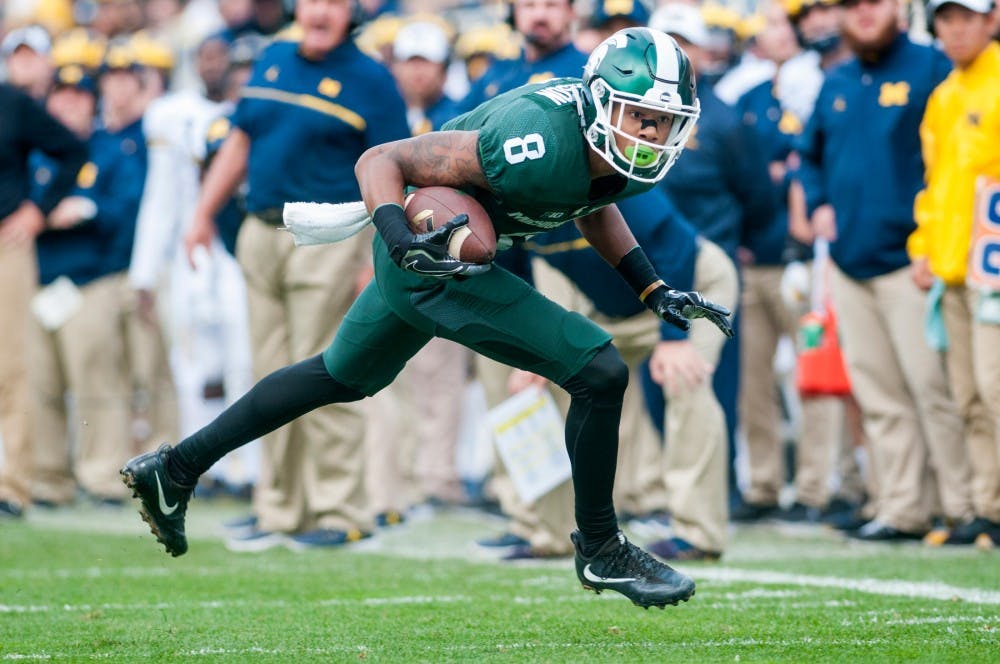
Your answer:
[695,567,1000,605]
[0,595,471,614]
[2,566,998,615]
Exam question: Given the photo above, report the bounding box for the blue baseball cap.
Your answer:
[53,64,97,95]
[590,0,651,28]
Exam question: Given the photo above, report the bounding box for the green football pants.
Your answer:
[323,237,612,395]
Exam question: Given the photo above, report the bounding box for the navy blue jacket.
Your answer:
[410,94,464,135]
[527,187,700,341]
[233,39,409,211]
[33,119,147,286]
[659,84,776,261]
[796,34,950,279]
[457,42,588,116]
[735,79,801,266]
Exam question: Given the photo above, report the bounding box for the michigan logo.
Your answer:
[77,162,97,189]
[602,0,636,14]
[206,117,230,143]
[778,110,803,136]
[526,72,556,85]
[413,117,432,136]
[318,78,341,98]
[878,82,909,107]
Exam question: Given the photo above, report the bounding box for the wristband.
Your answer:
[371,203,412,263]
[616,246,666,308]
[639,279,666,303]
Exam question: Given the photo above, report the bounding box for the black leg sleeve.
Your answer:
[559,343,628,553]
[168,355,365,484]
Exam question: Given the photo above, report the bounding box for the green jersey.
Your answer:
[443,78,654,243]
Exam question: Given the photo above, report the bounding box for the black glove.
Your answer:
[400,214,491,278]
[372,203,490,279]
[648,286,734,338]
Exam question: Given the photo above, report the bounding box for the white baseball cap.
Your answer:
[649,3,710,48]
[2,25,53,57]
[927,0,994,13]
[393,22,450,64]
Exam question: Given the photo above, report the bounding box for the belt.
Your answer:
[253,209,284,226]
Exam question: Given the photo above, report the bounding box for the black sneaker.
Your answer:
[944,517,998,545]
[777,502,822,523]
[120,444,194,557]
[476,532,529,548]
[648,536,722,562]
[730,500,779,523]
[0,500,24,519]
[571,530,695,609]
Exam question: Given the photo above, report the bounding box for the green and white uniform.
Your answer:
[445,79,653,243]
[323,78,655,396]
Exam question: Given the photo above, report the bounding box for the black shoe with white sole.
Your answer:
[571,530,696,609]
[120,444,194,557]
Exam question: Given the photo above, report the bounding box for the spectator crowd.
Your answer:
[0,0,998,558]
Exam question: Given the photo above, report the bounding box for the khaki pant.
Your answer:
[0,242,36,508]
[739,265,797,505]
[473,262,579,556]
[403,338,470,502]
[831,265,971,530]
[118,276,178,453]
[739,265,861,509]
[30,274,133,501]
[238,215,369,533]
[531,257,669,519]
[486,241,737,554]
[365,337,471,511]
[795,396,848,507]
[941,286,1000,522]
[662,241,738,552]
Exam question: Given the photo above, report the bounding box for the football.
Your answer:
[403,187,497,264]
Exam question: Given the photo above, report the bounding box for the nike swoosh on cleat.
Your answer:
[582,564,637,584]
[155,471,178,515]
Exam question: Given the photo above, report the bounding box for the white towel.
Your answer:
[280,200,371,246]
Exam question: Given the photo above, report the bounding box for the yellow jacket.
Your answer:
[909,42,1000,286]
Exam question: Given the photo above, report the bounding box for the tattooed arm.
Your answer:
[354,130,493,277]
[354,130,490,214]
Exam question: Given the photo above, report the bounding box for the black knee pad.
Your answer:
[561,343,628,404]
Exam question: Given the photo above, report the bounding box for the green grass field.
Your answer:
[2,502,998,662]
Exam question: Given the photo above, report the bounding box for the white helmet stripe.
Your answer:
[649,31,680,96]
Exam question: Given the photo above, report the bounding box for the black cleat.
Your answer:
[120,444,194,557]
[571,530,696,609]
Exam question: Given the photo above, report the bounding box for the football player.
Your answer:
[123,27,732,610]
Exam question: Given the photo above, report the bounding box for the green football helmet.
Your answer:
[583,27,700,183]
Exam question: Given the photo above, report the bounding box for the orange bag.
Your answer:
[796,304,851,396]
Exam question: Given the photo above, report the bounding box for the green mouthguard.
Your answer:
[624,145,658,167]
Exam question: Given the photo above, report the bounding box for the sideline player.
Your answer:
[122,27,732,609]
